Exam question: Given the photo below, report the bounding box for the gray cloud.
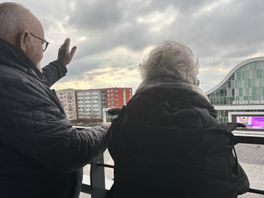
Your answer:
[69,0,123,31]
[67,0,214,55]
[183,0,264,57]
[75,22,157,60]
[15,0,264,91]
[68,0,264,90]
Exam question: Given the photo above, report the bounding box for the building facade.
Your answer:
[105,87,132,108]
[56,89,78,121]
[206,57,264,123]
[76,89,105,119]
[56,87,132,121]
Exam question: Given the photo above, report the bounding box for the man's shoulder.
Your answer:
[0,63,26,81]
[0,63,42,87]
[0,63,49,100]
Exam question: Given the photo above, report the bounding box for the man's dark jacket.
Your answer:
[0,40,109,198]
[108,84,249,198]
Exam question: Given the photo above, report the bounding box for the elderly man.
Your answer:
[108,41,249,198]
[0,2,109,198]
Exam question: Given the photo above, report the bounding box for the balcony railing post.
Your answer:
[90,153,107,198]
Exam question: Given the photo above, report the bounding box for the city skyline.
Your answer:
[10,0,264,92]
[56,87,132,121]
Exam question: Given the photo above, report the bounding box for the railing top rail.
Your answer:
[234,134,264,145]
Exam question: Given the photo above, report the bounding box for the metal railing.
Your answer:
[81,133,264,198]
[234,133,264,195]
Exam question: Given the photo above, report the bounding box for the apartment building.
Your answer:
[76,89,105,119]
[55,89,78,121]
[105,87,132,108]
[56,87,132,120]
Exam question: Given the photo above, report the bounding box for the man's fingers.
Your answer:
[70,46,77,57]
[57,38,76,65]
[61,38,70,49]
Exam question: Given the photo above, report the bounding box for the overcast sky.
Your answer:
[7,0,264,92]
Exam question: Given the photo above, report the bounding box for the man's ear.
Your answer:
[17,31,30,52]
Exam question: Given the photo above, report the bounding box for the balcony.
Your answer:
[79,130,264,198]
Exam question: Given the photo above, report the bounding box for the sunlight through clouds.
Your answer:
[52,66,141,92]
[10,0,264,92]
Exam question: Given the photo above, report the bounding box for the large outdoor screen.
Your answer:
[235,115,264,129]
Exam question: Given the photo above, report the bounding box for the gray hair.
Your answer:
[140,41,199,85]
[0,2,37,43]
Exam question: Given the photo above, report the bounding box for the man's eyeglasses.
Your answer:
[29,32,49,52]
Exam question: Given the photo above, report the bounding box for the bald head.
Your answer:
[0,2,45,67]
[0,2,43,45]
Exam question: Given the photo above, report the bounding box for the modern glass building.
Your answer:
[206,57,264,123]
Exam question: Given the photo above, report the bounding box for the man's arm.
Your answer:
[0,77,109,172]
[42,60,67,87]
[42,38,77,87]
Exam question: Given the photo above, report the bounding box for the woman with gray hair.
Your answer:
[136,41,204,97]
[140,41,199,84]
[108,41,249,198]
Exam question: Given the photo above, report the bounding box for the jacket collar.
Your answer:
[0,39,45,82]
[135,79,217,118]
[136,78,210,102]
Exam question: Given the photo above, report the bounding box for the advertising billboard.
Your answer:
[233,115,264,130]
